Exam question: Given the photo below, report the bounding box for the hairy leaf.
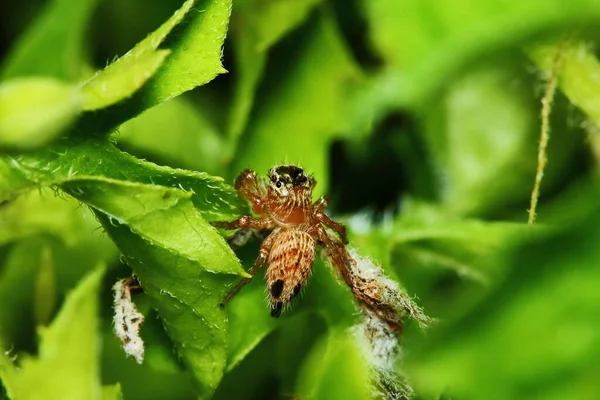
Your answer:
[99,217,240,398]
[145,0,231,104]
[0,188,99,246]
[349,200,540,321]
[58,178,246,396]
[79,0,232,133]
[125,0,196,60]
[0,138,247,220]
[62,178,246,277]
[81,50,170,110]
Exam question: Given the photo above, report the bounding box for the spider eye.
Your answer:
[276,181,282,188]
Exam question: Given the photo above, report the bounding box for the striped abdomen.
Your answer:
[266,229,315,317]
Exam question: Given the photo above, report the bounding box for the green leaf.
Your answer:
[227,31,267,147]
[528,41,600,125]
[125,0,196,60]
[0,78,82,151]
[0,138,247,220]
[115,96,226,175]
[79,0,232,133]
[228,0,322,142]
[81,50,170,110]
[237,0,322,52]
[0,347,16,395]
[0,188,118,295]
[0,189,117,350]
[0,267,105,400]
[416,63,579,217]
[231,11,360,196]
[273,312,328,393]
[0,0,98,80]
[102,383,123,400]
[62,177,246,277]
[213,330,282,400]
[34,246,56,327]
[350,200,538,319]
[77,0,195,113]
[78,0,211,112]
[136,309,183,374]
[0,188,97,246]
[100,321,197,400]
[56,178,245,396]
[99,217,239,398]
[0,239,44,349]
[424,66,538,216]
[406,190,600,399]
[296,330,370,400]
[354,200,530,280]
[145,0,231,104]
[225,277,277,371]
[361,0,600,115]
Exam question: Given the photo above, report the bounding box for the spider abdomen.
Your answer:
[266,229,315,317]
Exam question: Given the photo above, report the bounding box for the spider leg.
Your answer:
[220,229,278,306]
[317,227,354,287]
[212,215,274,230]
[317,227,402,330]
[235,169,267,214]
[313,196,347,243]
[315,210,348,244]
[313,195,329,211]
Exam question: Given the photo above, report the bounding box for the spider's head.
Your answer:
[268,165,314,197]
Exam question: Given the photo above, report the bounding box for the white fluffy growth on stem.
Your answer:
[113,277,145,364]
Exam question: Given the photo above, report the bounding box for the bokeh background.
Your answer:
[2,0,600,399]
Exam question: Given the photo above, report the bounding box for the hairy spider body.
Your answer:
[265,229,315,316]
[214,165,348,317]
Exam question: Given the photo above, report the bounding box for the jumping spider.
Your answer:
[214,165,403,329]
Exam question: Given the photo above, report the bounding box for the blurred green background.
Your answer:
[2,0,600,399]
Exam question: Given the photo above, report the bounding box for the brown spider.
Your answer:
[213,165,405,329]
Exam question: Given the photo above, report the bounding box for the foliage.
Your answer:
[1,0,600,399]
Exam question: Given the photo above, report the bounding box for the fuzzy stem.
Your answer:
[527,40,567,225]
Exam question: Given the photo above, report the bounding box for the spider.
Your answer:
[213,165,402,329]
